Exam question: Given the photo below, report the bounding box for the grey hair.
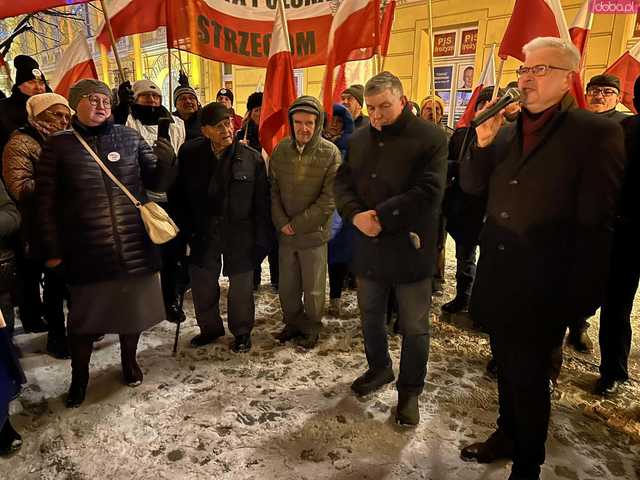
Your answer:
[522,37,581,71]
[364,71,404,98]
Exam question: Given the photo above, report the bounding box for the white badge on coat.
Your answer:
[107,152,121,162]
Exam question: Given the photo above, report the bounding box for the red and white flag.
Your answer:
[498,0,568,61]
[96,0,166,49]
[0,1,90,20]
[322,0,380,119]
[332,64,348,105]
[259,0,298,156]
[569,0,594,58]
[500,0,586,108]
[456,45,496,129]
[52,34,98,99]
[379,0,396,57]
[605,40,640,113]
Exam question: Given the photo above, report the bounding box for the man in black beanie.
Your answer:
[594,75,640,397]
[341,84,369,129]
[173,72,202,141]
[0,55,47,160]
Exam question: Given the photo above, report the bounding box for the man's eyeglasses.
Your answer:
[516,64,571,77]
[586,87,619,97]
[82,95,112,108]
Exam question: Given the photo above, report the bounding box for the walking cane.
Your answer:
[172,293,184,356]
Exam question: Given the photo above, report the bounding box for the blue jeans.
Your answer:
[357,276,432,394]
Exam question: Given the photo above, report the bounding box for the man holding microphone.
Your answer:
[458,37,625,480]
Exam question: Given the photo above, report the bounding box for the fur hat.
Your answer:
[246,92,263,111]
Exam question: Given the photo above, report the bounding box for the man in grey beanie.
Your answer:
[341,84,369,129]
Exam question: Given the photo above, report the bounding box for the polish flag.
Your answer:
[379,0,396,57]
[332,64,348,105]
[569,0,593,58]
[96,0,167,48]
[259,0,298,156]
[0,1,90,20]
[605,40,640,113]
[498,0,569,61]
[322,0,380,119]
[500,0,586,108]
[52,34,98,99]
[456,45,496,129]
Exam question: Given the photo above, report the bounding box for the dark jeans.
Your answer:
[599,224,638,381]
[329,262,349,299]
[254,243,279,288]
[189,256,255,337]
[490,325,565,477]
[357,276,432,394]
[454,241,477,298]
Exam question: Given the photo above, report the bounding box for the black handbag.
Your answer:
[0,248,17,294]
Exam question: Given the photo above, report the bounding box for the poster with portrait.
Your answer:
[457,64,474,90]
[435,90,451,125]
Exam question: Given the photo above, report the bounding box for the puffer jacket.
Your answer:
[2,125,44,257]
[270,96,341,249]
[36,117,176,285]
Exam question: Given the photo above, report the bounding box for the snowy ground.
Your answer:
[2,240,639,480]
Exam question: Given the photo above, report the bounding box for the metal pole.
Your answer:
[99,0,125,82]
[168,47,173,111]
[427,0,436,122]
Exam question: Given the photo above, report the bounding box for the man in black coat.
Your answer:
[335,71,447,426]
[594,76,640,397]
[458,38,625,480]
[0,56,47,158]
[173,102,270,353]
[441,87,493,314]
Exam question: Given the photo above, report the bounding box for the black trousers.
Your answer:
[357,276,432,394]
[329,262,349,299]
[490,324,565,477]
[599,224,639,381]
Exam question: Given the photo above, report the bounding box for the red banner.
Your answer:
[166,0,334,68]
[0,1,91,20]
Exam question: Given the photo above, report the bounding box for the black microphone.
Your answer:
[470,87,521,128]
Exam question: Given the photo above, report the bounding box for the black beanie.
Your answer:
[247,92,263,111]
[14,55,45,86]
[216,88,234,105]
[342,84,364,106]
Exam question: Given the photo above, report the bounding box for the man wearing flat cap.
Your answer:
[585,74,629,123]
[341,84,369,129]
[172,102,270,353]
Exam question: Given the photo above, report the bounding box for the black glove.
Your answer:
[153,137,176,167]
[178,71,189,87]
[117,81,134,107]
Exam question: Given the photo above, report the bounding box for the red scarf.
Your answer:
[521,104,560,157]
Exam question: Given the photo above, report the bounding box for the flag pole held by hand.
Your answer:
[99,0,126,83]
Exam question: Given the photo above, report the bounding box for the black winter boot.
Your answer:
[395,391,420,426]
[120,333,143,387]
[66,334,93,408]
[0,419,22,456]
[441,295,470,314]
